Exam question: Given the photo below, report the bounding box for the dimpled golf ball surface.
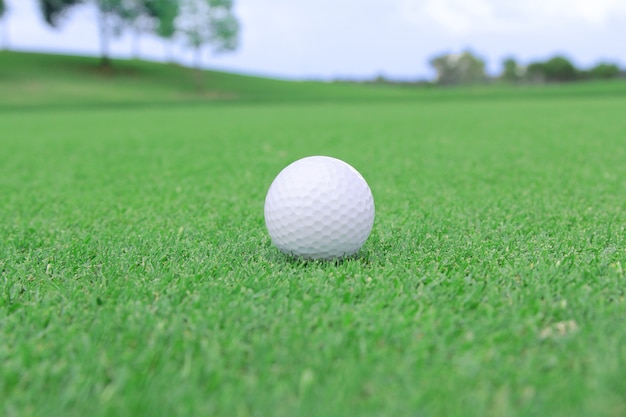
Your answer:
[264,156,375,260]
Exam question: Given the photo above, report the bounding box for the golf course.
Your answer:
[1,51,625,416]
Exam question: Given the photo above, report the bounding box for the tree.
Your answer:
[525,62,546,83]
[587,63,621,80]
[501,57,523,83]
[37,0,238,70]
[0,0,8,50]
[119,0,149,58]
[145,0,179,61]
[118,0,176,59]
[179,0,239,68]
[94,0,127,67]
[39,0,83,27]
[430,50,486,85]
[94,0,180,62]
[39,0,128,68]
[542,56,578,82]
[527,56,578,83]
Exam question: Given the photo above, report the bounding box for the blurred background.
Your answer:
[1,0,625,82]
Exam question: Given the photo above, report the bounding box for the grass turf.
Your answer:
[2,51,626,109]
[1,55,626,416]
[0,51,422,108]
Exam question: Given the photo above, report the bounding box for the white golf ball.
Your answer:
[264,156,375,260]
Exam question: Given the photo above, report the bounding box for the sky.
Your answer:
[1,0,625,80]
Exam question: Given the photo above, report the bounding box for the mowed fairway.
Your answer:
[2,94,626,416]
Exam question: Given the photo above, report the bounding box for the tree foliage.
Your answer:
[501,57,522,82]
[39,0,128,66]
[147,0,179,40]
[587,63,621,79]
[0,0,7,50]
[37,0,238,68]
[430,50,486,85]
[118,0,157,58]
[500,55,623,84]
[527,56,578,82]
[180,0,239,67]
[542,56,577,82]
[110,0,181,58]
[95,0,128,65]
[39,0,83,27]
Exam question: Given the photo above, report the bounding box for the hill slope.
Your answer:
[0,51,418,108]
[0,51,625,109]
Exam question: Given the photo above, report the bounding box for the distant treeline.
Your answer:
[437,51,622,85]
[0,0,239,67]
[364,50,624,86]
[502,55,622,83]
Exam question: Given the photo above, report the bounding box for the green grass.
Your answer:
[0,51,421,107]
[2,51,626,109]
[1,52,626,416]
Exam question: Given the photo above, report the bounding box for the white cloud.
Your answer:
[528,0,626,24]
[236,1,308,51]
[422,0,495,34]
[397,0,626,35]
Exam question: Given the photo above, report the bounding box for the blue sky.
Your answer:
[1,0,625,80]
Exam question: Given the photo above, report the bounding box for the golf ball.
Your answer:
[264,156,375,260]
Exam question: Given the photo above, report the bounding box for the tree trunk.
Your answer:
[132,25,140,59]
[193,46,204,92]
[0,18,8,51]
[194,46,202,69]
[164,41,174,63]
[194,67,204,93]
[98,8,111,68]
